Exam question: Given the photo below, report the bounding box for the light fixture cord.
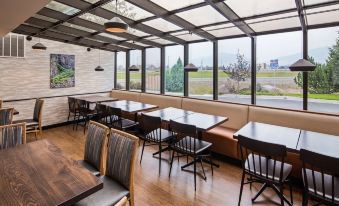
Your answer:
[99,49,101,66]
[116,0,118,13]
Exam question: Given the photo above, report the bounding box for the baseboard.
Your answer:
[42,119,84,130]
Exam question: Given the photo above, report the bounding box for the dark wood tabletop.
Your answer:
[103,101,158,113]
[297,130,339,158]
[74,95,118,104]
[146,107,194,121]
[174,112,228,131]
[0,139,103,206]
[234,122,301,152]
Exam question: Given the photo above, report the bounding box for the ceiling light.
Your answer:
[129,65,140,72]
[104,0,129,33]
[95,49,104,71]
[184,63,198,72]
[289,59,316,72]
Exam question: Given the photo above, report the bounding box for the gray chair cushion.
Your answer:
[74,176,129,206]
[77,160,100,176]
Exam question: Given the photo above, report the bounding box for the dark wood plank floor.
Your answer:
[27,125,312,206]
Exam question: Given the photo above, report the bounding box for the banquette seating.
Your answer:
[110,90,339,177]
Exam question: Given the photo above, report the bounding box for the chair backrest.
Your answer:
[169,120,198,154]
[105,128,138,191]
[0,108,14,126]
[140,113,162,141]
[68,97,77,113]
[237,135,287,182]
[107,107,123,128]
[84,121,109,174]
[300,149,339,203]
[0,123,26,150]
[96,103,108,119]
[33,99,44,123]
[76,99,88,110]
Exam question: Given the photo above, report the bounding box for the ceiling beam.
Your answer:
[295,0,307,30]
[125,0,217,41]
[55,0,186,45]
[205,0,254,37]
[31,0,114,37]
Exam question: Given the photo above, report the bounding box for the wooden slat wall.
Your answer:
[0,36,114,126]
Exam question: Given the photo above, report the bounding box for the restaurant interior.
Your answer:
[1,0,339,205]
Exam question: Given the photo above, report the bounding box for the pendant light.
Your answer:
[104,0,129,33]
[289,59,316,72]
[184,63,198,72]
[32,38,47,50]
[129,65,140,72]
[95,49,104,71]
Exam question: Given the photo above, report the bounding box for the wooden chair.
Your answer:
[139,113,173,174]
[114,196,128,206]
[13,99,44,139]
[300,149,339,206]
[0,108,14,126]
[67,97,79,129]
[0,99,3,108]
[237,135,293,206]
[168,120,214,191]
[0,123,26,150]
[75,128,138,206]
[75,99,97,133]
[77,121,109,176]
[106,107,138,132]
[94,103,109,126]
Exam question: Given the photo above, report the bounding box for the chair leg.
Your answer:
[159,143,162,175]
[139,140,146,164]
[289,181,293,205]
[302,189,308,206]
[279,185,285,206]
[169,150,175,178]
[209,150,214,176]
[199,158,206,180]
[238,170,245,206]
[194,156,197,191]
[67,112,70,121]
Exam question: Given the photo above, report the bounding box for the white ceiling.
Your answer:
[0,0,51,37]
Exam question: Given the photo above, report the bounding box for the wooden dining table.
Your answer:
[234,121,339,157]
[0,139,103,206]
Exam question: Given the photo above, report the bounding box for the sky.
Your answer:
[117,26,339,68]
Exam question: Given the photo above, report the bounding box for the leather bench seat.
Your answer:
[111,90,141,101]
[139,93,182,109]
[202,126,238,159]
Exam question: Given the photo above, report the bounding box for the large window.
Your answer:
[129,50,142,91]
[146,48,160,93]
[188,42,213,99]
[256,31,303,109]
[308,27,339,114]
[165,45,184,96]
[116,52,126,89]
[0,33,25,57]
[218,37,251,103]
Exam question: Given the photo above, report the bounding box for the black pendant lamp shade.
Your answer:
[104,17,129,33]
[184,63,198,72]
[32,42,47,50]
[129,65,140,72]
[94,66,104,71]
[289,59,316,72]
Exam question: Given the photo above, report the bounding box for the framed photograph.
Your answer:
[50,54,75,88]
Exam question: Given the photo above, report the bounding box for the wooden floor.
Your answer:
[28,125,312,206]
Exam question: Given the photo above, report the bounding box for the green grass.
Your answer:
[287,93,339,100]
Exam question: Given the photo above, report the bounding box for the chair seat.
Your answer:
[303,169,339,202]
[13,119,38,128]
[110,118,138,130]
[77,160,100,176]
[141,129,173,143]
[173,137,212,154]
[74,176,129,206]
[245,154,292,182]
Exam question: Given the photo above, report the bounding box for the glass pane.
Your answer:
[126,40,149,47]
[79,13,107,25]
[218,37,251,104]
[129,50,142,91]
[45,1,80,15]
[225,0,296,18]
[0,37,3,56]
[63,22,96,32]
[306,5,339,25]
[11,35,17,57]
[308,27,339,114]
[189,42,213,100]
[203,23,243,37]
[177,5,227,26]
[150,0,204,11]
[98,33,126,41]
[304,0,333,5]
[143,18,182,32]
[246,12,300,32]
[256,31,303,110]
[146,48,161,93]
[4,35,10,56]
[18,36,24,57]
[146,36,173,45]
[171,31,203,41]
[165,45,184,96]
[33,14,58,23]
[117,52,126,89]
[128,28,149,37]
[102,1,153,20]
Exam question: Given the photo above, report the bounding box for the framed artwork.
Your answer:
[50,54,75,88]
